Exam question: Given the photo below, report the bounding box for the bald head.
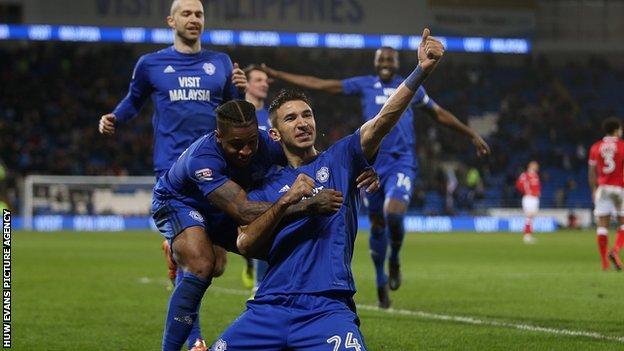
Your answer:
[170,0,203,16]
[167,0,204,48]
[170,0,180,16]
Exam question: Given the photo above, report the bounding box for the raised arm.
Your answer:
[423,103,490,156]
[261,63,343,94]
[236,174,315,258]
[360,29,444,161]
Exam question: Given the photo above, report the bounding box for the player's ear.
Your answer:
[166,16,175,29]
[269,128,281,142]
[215,129,223,143]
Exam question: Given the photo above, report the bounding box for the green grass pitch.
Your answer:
[13,229,624,350]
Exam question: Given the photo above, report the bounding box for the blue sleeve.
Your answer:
[186,152,230,197]
[330,129,371,179]
[247,189,266,203]
[341,76,366,96]
[113,55,153,123]
[221,54,244,102]
[411,86,435,111]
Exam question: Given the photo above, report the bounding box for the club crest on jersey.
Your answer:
[203,62,216,75]
[214,339,227,351]
[195,168,213,181]
[189,211,204,223]
[316,166,330,183]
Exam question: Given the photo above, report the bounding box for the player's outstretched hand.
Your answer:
[308,189,344,214]
[356,168,380,193]
[281,174,315,206]
[418,28,444,73]
[232,62,247,92]
[98,113,116,135]
[472,135,491,157]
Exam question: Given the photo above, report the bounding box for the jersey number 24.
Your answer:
[327,332,362,351]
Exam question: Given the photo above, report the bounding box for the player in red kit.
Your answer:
[516,161,540,244]
[588,117,624,271]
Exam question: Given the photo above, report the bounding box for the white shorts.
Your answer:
[522,195,539,216]
[593,185,624,217]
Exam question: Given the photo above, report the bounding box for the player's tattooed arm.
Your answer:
[237,174,314,258]
[207,180,270,224]
[260,64,343,94]
[361,29,444,161]
[207,180,344,225]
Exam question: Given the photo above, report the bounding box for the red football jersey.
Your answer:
[516,171,540,197]
[588,136,624,187]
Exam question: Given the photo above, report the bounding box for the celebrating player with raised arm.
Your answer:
[151,99,379,351]
[98,1,246,348]
[210,28,444,351]
[588,117,624,271]
[262,43,489,308]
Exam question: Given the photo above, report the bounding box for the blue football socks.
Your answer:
[369,226,388,288]
[387,213,405,264]
[163,271,210,351]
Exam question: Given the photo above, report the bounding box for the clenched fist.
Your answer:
[98,113,116,135]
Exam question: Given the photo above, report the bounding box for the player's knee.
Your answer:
[185,256,216,280]
[176,246,216,279]
[212,248,227,278]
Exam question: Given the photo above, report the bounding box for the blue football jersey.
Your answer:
[113,46,240,174]
[247,130,371,297]
[256,105,271,131]
[342,75,434,157]
[153,130,285,214]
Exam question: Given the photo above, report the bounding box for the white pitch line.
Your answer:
[207,286,624,343]
[356,304,624,343]
[138,279,624,343]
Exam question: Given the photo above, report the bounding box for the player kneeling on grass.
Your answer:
[210,28,444,351]
[588,117,624,271]
[151,99,379,351]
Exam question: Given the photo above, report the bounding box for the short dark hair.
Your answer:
[243,64,264,79]
[216,100,257,132]
[602,117,622,135]
[268,89,312,127]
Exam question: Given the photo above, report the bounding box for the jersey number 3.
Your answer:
[327,332,362,351]
[601,149,616,174]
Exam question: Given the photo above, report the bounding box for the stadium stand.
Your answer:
[2,42,623,214]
